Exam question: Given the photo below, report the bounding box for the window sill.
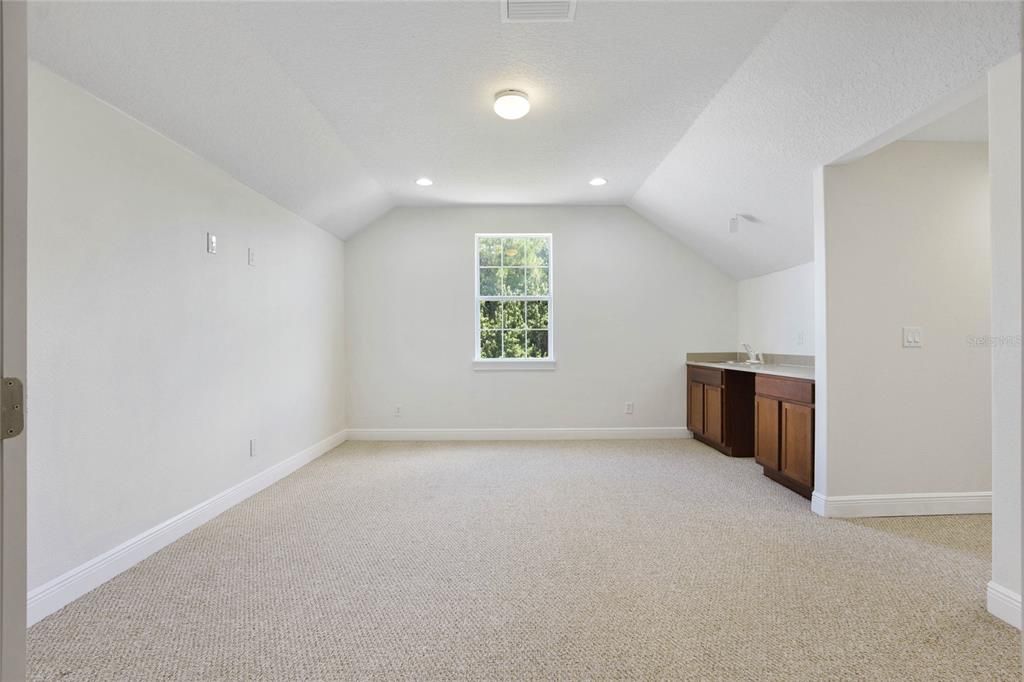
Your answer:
[472,359,557,372]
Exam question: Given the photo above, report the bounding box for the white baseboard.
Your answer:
[27,429,347,627]
[987,581,1022,629]
[811,491,992,518]
[345,427,691,441]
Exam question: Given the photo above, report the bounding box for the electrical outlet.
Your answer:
[902,326,923,348]
[249,439,256,458]
[624,401,634,415]
[393,405,401,418]
[206,232,217,254]
[796,331,805,346]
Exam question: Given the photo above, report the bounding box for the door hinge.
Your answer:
[2,378,23,439]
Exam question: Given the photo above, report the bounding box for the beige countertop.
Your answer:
[686,361,815,381]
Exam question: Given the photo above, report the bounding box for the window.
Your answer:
[475,234,553,365]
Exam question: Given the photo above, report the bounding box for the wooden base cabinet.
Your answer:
[687,365,723,448]
[686,366,754,457]
[754,374,814,499]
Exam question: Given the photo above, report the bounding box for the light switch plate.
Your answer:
[248,247,255,267]
[206,232,217,254]
[902,326,923,348]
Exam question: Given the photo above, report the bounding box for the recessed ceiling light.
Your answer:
[494,90,530,120]
[415,177,433,187]
[589,177,607,186]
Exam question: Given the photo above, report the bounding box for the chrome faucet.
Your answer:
[742,343,764,364]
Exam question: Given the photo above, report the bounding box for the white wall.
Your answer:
[345,206,737,433]
[817,141,991,500]
[27,63,347,591]
[988,54,1021,623]
[737,262,814,356]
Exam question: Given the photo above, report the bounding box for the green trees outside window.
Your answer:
[476,235,552,360]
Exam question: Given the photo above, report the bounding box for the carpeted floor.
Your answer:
[29,439,1020,680]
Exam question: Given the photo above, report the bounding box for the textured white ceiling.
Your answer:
[27,2,393,239]
[27,1,786,229]
[629,2,1021,278]
[904,96,988,143]
[237,2,785,206]
[28,2,1022,276]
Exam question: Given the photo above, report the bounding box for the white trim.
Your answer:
[346,427,691,441]
[473,359,557,371]
[27,429,347,626]
[810,491,992,518]
[810,491,828,516]
[986,581,1022,629]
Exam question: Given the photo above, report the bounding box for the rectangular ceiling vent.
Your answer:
[502,0,576,23]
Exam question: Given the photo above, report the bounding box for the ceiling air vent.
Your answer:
[502,0,577,23]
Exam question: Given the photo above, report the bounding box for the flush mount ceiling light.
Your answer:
[589,177,607,187]
[415,177,433,187]
[494,90,530,120]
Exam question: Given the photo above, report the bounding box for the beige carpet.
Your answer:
[29,439,1019,680]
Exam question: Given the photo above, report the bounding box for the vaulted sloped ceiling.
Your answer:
[27,1,786,237]
[629,1,1021,278]
[27,2,394,238]
[28,2,1023,278]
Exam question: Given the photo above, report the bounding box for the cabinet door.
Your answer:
[703,385,723,445]
[781,402,814,487]
[688,381,704,436]
[754,396,780,470]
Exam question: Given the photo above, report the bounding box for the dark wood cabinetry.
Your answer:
[685,366,753,457]
[754,374,814,498]
[781,402,813,488]
[753,395,779,469]
[688,378,705,435]
[687,362,814,500]
[703,384,723,444]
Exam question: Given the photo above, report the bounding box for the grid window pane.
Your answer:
[524,239,549,266]
[503,238,529,266]
[480,330,501,359]
[527,330,549,358]
[476,234,552,361]
[503,268,526,296]
[526,268,549,296]
[526,301,548,330]
[503,300,526,329]
[479,267,502,296]
[480,301,501,330]
[479,237,502,267]
[503,330,527,358]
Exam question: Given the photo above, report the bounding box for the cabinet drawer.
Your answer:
[755,375,813,404]
[688,366,723,387]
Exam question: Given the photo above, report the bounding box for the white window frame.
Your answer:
[473,233,555,371]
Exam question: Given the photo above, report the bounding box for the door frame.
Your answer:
[1,1,27,679]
